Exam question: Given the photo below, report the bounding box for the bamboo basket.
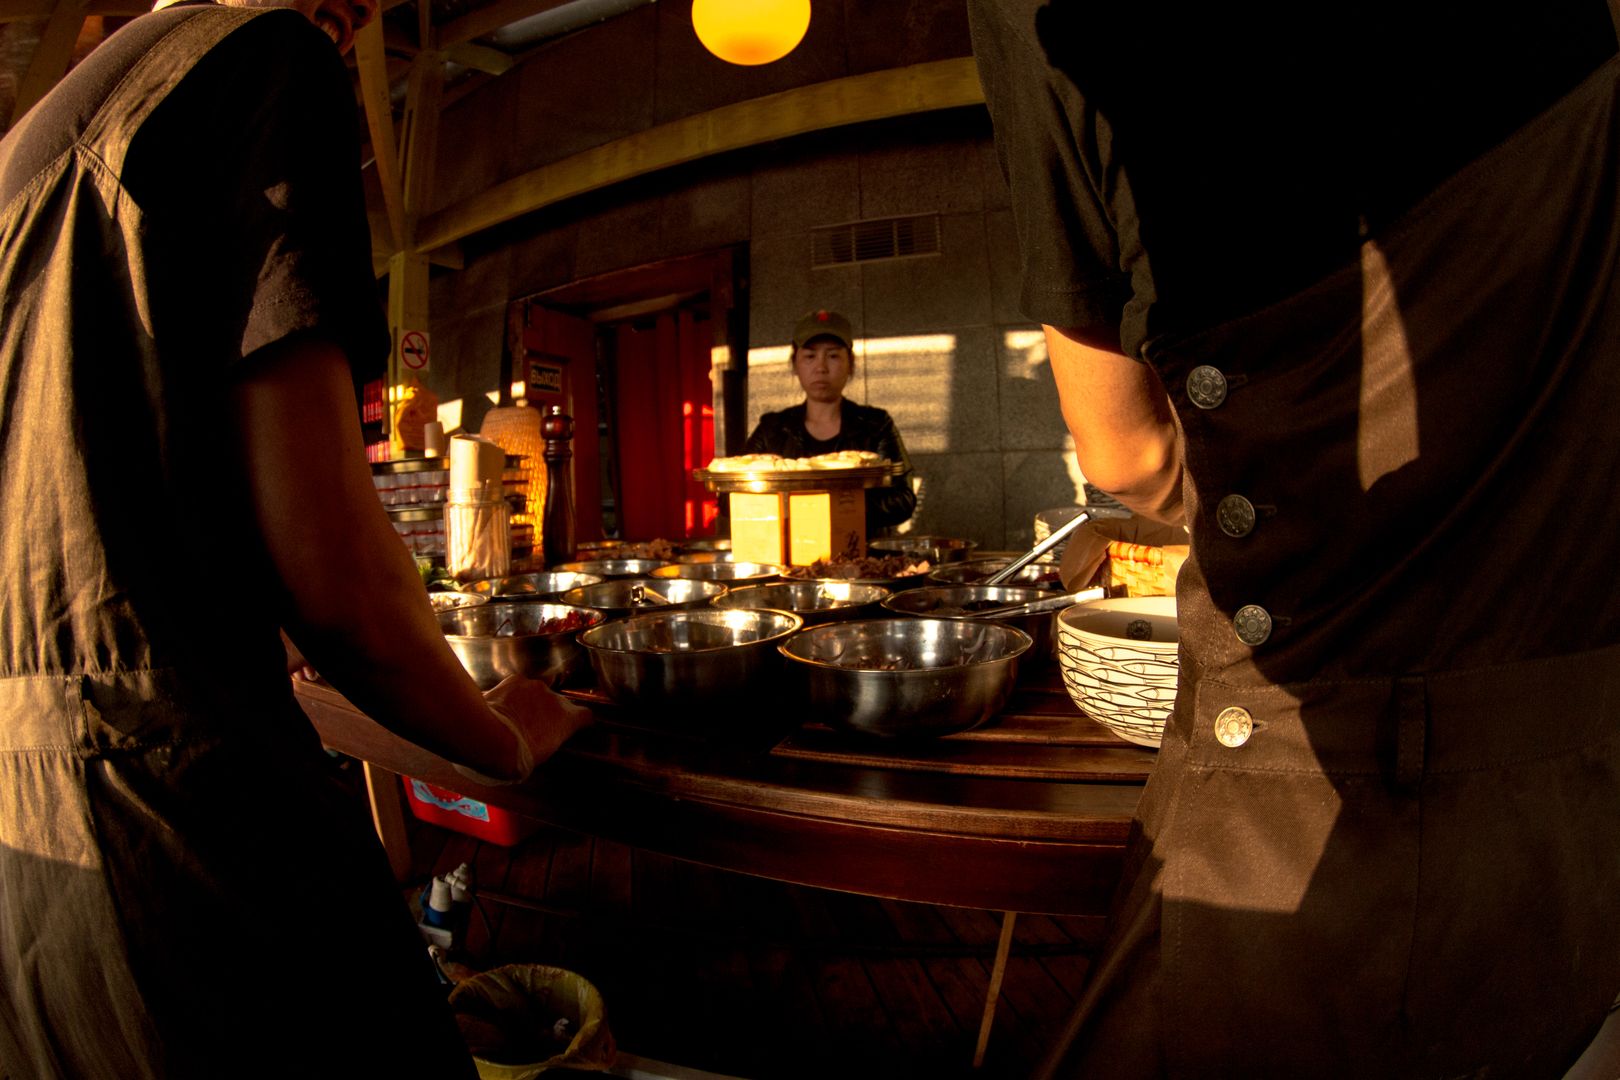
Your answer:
[1098,540,1188,598]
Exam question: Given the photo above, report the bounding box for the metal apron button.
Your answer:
[1233,604,1273,646]
[1186,366,1229,409]
[1216,494,1257,537]
[1214,706,1254,748]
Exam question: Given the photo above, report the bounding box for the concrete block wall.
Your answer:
[415,2,1084,551]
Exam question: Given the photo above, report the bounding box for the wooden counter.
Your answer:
[295,668,1154,917]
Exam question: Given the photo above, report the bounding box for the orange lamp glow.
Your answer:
[691,0,810,66]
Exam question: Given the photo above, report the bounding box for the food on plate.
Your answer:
[783,554,932,581]
[706,450,887,472]
[596,537,677,560]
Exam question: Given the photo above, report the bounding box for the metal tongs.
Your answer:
[944,586,1107,621]
[628,583,673,607]
[983,509,1092,586]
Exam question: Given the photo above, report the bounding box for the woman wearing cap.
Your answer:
[744,310,916,532]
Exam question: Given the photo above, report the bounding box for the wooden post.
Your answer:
[973,910,1018,1069]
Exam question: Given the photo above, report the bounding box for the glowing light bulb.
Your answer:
[691,0,811,66]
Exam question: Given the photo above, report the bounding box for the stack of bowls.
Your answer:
[881,584,1056,664]
[780,618,1030,738]
[559,577,727,620]
[438,602,605,690]
[1057,595,1179,747]
[579,609,802,722]
[712,580,890,626]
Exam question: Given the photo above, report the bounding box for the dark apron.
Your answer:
[0,11,475,1078]
[1050,38,1620,1080]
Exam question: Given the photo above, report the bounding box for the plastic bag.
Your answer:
[448,964,616,1078]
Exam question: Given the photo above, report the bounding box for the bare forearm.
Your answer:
[1043,325,1186,525]
[231,338,525,778]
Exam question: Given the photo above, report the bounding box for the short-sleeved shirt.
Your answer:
[969,0,1618,357]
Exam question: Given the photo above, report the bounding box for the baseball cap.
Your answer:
[792,309,854,351]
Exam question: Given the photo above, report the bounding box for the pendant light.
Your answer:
[691,0,810,66]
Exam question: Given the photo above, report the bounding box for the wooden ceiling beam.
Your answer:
[437,0,560,50]
[354,17,407,253]
[415,56,986,252]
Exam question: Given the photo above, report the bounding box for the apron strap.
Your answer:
[80,5,267,177]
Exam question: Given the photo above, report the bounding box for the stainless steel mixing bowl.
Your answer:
[649,561,784,585]
[429,590,490,613]
[559,577,728,620]
[438,602,605,690]
[780,617,1031,738]
[555,558,673,579]
[463,571,605,603]
[928,558,1064,589]
[867,535,979,565]
[712,580,890,625]
[579,608,803,716]
[881,584,1058,664]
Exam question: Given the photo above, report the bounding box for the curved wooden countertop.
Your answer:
[295,670,1153,917]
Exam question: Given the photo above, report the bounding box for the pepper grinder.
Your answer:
[541,405,576,567]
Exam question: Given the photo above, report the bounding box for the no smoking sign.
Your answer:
[399,329,430,372]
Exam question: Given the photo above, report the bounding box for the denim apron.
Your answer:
[1053,40,1620,1080]
[0,9,474,1077]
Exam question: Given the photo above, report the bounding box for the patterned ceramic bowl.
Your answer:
[1057,595,1179,748]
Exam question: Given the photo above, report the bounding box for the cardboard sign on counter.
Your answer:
[730,492,788,566]
[789,489,865,565]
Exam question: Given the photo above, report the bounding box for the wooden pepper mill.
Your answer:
[541,405,576,567]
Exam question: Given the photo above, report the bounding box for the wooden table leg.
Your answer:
[973,910,1019,1069]
[363,760,413,883]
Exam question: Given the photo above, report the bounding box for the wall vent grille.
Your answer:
[811,214,942,268]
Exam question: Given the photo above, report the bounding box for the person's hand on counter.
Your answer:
[455,674,596,786]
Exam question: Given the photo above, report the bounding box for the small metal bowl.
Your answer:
[675,551,738,564]
[780,618,1031,738]
[579,608,803,717]
[881,584,1057,665]
[463,571,605,603]
[428,591,490,613]
[438,602,605,690]
[555,558,674,579]
[867,535,979,565]
[679,537,732,554]
[650,561,784,585]
[928,558,1065,590]
[559,577,728,620]
[712,580,891,625]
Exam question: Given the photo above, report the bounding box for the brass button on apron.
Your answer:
[1214,706,1254,748]
[1216,494,1257,537]
[1233,604,1273,646]
[1186,365,1229,409]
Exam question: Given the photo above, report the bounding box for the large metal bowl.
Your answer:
[559,577,728,620]
[555,558,673,579]
[649,561,784,585]
[679,537,732,554]
[675,551,739,564]
[438,602,605,690]
[579,608,803,718]
[867,535,979,565]
[881,584,1057,665]
[712,580,890,625]
[928,558,1065,590]
[428,590,490,613]
[780,618,1031,738]
[463,571,605,603]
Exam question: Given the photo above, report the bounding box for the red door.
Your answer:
[613,306,717,540]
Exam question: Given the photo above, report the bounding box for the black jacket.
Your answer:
[743,399,916,530]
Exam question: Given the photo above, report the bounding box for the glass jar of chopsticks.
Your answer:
[444,480,511,584]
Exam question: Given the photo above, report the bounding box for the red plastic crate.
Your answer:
[402,777,539,847]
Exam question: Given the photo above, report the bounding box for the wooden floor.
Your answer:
[400,810,1104,1079]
